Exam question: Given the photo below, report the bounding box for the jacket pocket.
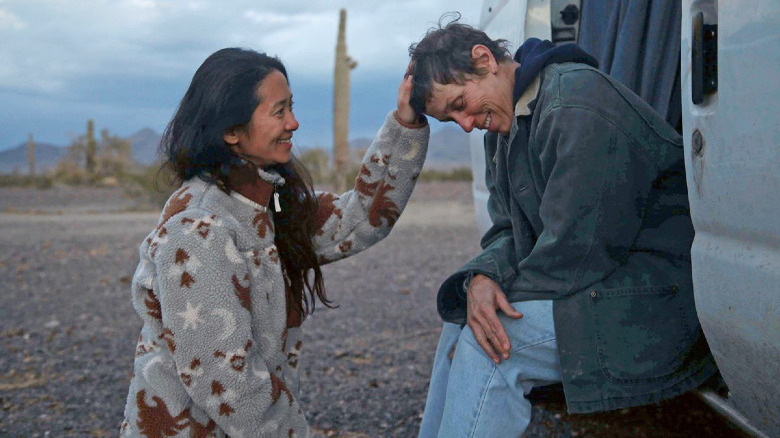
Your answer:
[589,284,695,384]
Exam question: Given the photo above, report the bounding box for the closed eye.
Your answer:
[452,96,465,111]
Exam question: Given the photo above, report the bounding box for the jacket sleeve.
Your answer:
[504,104,662,301]
[312,110,429,264]
[436,135,522,324]
[153,209,306,435]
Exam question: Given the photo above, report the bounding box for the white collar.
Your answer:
[514,74,541,117]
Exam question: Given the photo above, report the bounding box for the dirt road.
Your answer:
[0,183,745,437]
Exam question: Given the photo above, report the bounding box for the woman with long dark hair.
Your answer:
[120,48,428,437]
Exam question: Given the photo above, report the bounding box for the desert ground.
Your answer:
[0,182,746,437]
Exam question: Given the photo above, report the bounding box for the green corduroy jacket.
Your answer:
[437,63,718,413]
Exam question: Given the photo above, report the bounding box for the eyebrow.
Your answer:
[425,104,450,122]
[271,95,292,109]
[430,96,459,122]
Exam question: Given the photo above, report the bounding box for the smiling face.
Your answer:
[423,45,516,136]
[224,69,299,167]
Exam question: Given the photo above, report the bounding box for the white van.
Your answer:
[468,1,779,436]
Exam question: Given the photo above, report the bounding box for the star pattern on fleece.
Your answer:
[177,301,203,330]
[224,239,243,264]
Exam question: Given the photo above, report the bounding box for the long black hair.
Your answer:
[160,47,331,317]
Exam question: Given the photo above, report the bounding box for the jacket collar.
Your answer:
[514,74,541,117]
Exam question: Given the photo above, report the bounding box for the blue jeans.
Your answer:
[418,300,561,438]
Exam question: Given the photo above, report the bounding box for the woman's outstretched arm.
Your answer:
[312,75,429,264]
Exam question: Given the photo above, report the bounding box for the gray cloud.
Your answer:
[0,0,480,148]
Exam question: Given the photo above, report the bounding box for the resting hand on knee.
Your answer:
[466,274,524,364]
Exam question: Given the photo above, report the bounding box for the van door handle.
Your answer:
[692,12,718,104]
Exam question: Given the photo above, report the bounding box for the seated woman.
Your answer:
[120,48,428,437]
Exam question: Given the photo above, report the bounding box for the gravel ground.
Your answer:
[0,182,749,437]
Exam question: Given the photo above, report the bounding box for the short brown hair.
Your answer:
[408,13,511,114]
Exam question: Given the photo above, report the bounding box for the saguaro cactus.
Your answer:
[27,134,35,176]
[86,119,97,175]
[332,8,357,192]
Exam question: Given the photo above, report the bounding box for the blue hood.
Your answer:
[513,38,598,105]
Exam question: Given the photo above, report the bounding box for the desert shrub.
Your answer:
[123,163,178,209]
[94,129,134,182]
[417,166,473,182]
[0,174,55,189]
[52,158,90,185]
[297,148,331,184]
[297,147,362,189]
[52,126,136,186]
[334,154,362,191]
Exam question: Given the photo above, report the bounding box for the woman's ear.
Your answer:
[223,127,240,146]
[471,44,497,74]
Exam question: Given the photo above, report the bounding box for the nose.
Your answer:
[286,111,299,131]
[452,113,474,133]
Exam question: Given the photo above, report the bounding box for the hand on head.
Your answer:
[396,74,420,125]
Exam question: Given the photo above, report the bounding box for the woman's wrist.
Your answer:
[394,110,427,129]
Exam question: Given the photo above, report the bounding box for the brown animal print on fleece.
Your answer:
[157,186,192,231]
[136,390,190,437]
[252,211,274,239]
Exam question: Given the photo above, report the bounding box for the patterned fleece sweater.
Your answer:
[120,112,429,438]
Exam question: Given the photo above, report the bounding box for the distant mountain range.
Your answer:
[128,128,165,165]
[0,125,471,174]
[0,142,68,174]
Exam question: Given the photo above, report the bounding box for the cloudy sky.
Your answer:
[0,0,485,151]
